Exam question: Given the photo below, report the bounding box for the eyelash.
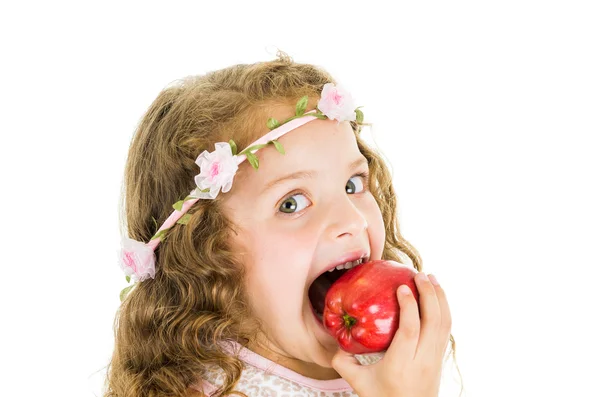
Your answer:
[276,171,371,217]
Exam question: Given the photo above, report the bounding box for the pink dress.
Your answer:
[189,342,382,396]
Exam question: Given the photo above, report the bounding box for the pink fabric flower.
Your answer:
[193,142,239,199]
[119,237,156,282]
[317,83,357,122]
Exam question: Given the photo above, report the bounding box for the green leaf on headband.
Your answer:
[270,139,285,154]
[177,214,192,225]
[120,284,134,302]
[295,95,309,116]
[229,139,238,155]
[245,152,259,170]
[151,229,168,241]
[151,216,158,231]
[355,108,364,124]
[191,187,211,197]
[125,275,131,283]
[313,113,327,120]
[240,143,268,155]
[172,195,196,211]
[267,118,280,130]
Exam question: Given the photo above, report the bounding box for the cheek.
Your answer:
[364,196,386,256]
[255,225,316,261]
[244,227,315,292]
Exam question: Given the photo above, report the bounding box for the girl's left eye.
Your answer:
[346,174,367,194]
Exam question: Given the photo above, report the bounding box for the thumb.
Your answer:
[331,348,363,381]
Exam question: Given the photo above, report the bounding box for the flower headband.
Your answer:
[118,83,365,301]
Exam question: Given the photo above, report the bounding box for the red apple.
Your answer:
[322,259,420,354]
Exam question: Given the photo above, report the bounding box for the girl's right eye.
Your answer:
[278,193,311,215]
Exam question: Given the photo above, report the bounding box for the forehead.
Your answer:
[267,117,356,165]
[231,117,360,191]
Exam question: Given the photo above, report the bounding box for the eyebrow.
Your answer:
[261,156,368,194]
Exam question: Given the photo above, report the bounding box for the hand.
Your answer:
[331,272,452,397]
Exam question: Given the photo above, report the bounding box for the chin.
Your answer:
[298,305,335,365]
[303,347,335,370]
[318,347,338,368]
[313,334,342,367]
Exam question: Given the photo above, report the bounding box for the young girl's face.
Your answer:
[222,115,385,378]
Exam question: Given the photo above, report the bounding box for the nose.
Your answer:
[325,195,368,240]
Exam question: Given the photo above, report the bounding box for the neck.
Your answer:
[246,340,341,380]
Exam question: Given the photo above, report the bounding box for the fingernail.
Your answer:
[416,272,428,282]
[399,285,412,295]
[429,274,439,286]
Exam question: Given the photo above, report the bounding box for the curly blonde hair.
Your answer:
[103,50,463,397]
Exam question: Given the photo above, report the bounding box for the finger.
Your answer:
[428,274,453,353]
[331,348,365,388]
[414,272,442,358]
[385,284,421,363]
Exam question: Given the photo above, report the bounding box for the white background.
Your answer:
[1,1,598,396]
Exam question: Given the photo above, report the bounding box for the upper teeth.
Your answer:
[328,257,365,272]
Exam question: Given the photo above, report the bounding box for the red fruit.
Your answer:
[322,260,420,354]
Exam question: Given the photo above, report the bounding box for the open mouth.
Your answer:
[308,255,368,322]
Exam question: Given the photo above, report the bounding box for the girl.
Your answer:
[106,51,458,397]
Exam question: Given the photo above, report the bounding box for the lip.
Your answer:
[308,248,370,287]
